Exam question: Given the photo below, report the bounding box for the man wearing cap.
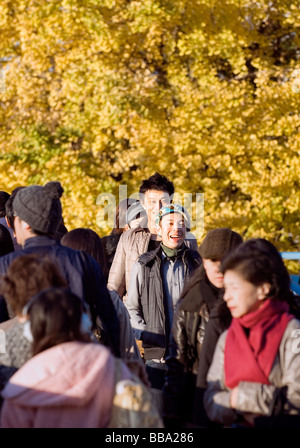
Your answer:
[162,227,243,428]
[125,203,201,414]
[0,182,121,358]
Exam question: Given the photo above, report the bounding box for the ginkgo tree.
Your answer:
[0,0,299,265]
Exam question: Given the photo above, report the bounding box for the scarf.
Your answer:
[224,298,293,389]
[160,243,186,261]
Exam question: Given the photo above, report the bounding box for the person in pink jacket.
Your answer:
[0,287,139,428]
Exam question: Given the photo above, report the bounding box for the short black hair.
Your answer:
[139,172,175,197]
[0,191,10,217]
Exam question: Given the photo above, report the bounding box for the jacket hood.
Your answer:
[1,341,115,408]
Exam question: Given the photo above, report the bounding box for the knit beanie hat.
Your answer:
[13,181,64,234]
[199,227,243,260]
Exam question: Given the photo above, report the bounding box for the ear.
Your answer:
[257,283,271,301]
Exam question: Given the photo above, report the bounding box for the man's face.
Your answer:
[142,190,171,230]
[159,213,186,249]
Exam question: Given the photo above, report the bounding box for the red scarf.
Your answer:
[224,298,293,389]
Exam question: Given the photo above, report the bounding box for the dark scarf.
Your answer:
[224,298,293,389]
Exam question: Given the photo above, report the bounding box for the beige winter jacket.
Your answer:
[107,226,198,301]
[204,318,300,427]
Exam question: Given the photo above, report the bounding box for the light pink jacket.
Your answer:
[0,341,131,428]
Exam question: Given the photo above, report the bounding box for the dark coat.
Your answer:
[163,265,230,426]
[137,246,201,361]
[0,236,120,357]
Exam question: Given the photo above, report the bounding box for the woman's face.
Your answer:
[223,269,269,318]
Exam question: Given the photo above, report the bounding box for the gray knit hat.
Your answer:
[13,181,64,234]
[199,227,243,260]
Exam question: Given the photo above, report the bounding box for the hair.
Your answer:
[60,228,109,281]
[0,191,10,218]
[25,287,90,356]
[5,186,26,232]
[0,223,14,256]
[0,253,68,315]
[139,172,175,198]
[110,198,137,235]
[221,238,293,303]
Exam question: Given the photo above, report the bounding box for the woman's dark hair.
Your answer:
[139,172,175,197]
[0,223,14,256]
[26,287,90,356]
[61,228,109,280]
[0,191,10,218]
[221,238,292,303]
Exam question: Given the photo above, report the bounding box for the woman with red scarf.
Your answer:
[203,238,300,428]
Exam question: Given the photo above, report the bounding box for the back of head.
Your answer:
[24,287,91,356]
[0,191,10,218]
[139,172,175,197]
[0,253,68,316]
[5,187,26,232]
[221,238,292,302]
[0,223,14,256]
[199,227,243,260]
[13,181,64,234]
[60,228,109,280]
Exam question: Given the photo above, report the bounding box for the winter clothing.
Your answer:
[0,321,31,396]
[13,182,64,234]
[107,226,198,301]
[204,314,300,427]
[224,299,293,388]
[0,217,21,251]
[162,265,227,426]
[109,289,143,363]
[0,236,120,357]
[102,233,122,274]
[199,228,243,260]
[0,341,132,428]
[126,245,201,362]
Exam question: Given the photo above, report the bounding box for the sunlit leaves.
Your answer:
[0,0,299,257]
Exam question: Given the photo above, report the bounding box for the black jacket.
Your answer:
[163,265,230,426]
[137,245,201,361]
[0,236,120,357]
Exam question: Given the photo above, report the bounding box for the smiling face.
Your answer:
[223,269,270,318]
[141,190,171,233]
[159,212,186,249]
[203,258,224,289]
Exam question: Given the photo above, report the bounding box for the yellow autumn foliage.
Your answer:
[0,0,299,266]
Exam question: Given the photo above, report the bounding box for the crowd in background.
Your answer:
[0,173,299,428]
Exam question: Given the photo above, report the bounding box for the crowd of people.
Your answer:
[0,172,299,428]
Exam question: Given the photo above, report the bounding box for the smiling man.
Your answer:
[125,203,201,415]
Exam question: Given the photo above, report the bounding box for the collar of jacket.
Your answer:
[23,235,58,249]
